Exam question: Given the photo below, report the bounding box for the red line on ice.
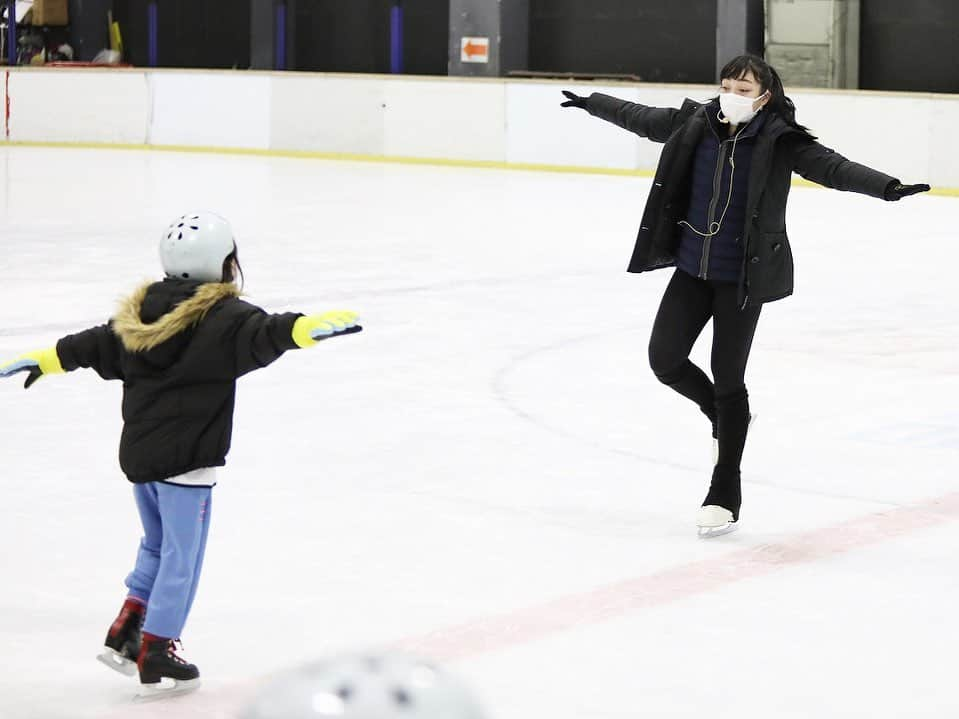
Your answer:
[393,492,959,660]
[98,491,959,717]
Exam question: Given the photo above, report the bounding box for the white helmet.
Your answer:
[159,212,235,282]
[239,653,487,719]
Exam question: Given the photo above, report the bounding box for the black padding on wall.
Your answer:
[529,0,717,83]
[401,0,449,76]
[114,0,251,69]
[292,0,447,75]
[112,1,147,66]
[68,0,114,62]
[860,0,959,93]
[294,0,389,73]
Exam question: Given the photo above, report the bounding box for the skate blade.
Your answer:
[698,522,739,538]
[97,649,138,677]
[134,678,201,702]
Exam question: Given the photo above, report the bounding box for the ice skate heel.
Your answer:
[134,634,201,701]
[98,648,138,676]
[97,598,144,677]
[697,505,739,538]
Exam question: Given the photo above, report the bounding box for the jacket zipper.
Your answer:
[700,139,729,280]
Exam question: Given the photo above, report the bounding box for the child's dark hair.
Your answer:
[221,247,244,289]
[719,54,813,135]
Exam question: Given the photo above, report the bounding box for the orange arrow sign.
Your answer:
[463,40,488,58]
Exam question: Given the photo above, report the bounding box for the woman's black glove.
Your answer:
[560,90,588,110]
[884,181,931,201]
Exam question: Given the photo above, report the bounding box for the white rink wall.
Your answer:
[4,67,959,188]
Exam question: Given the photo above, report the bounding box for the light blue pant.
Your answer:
[125,482,212,639]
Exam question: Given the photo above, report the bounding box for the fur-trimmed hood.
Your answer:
[112,280,240,353]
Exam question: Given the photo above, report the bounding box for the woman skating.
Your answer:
[560,55,929,536]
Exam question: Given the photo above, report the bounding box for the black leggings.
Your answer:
[648,269,761,472]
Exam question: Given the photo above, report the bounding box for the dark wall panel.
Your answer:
[294,0,389,73]
[68,0,114,62]
[401,0,449,75]
[112,0,148,66]
[529,0,717,83]
[115,0,251,69]
[292,0,447,75]
[115,0,446,74]
[861,0,959,93]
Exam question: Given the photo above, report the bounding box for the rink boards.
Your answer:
[2,67,959,190]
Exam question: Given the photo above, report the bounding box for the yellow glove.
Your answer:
[0,347,65,389]
[291,311,362,348]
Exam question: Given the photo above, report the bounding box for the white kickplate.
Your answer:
[134,678,201,703]
[96,650,137,677]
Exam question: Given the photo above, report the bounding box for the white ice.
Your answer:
[0,146,957,719]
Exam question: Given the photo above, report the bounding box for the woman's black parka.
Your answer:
[585,93,899,306]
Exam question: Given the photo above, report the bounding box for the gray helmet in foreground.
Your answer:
[239,653,487,719]
[159,212,235,282]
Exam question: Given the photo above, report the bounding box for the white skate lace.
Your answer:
[167,639,189,665]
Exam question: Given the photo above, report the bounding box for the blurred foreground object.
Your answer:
[240,653,487,719]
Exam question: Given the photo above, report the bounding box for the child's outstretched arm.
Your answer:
[0,324,123,389]
[232,307,362,377]
[0,347,64,388]
[291,311,362,347]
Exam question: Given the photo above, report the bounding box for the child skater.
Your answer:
[0,212,362,699]
[559,54,930,537]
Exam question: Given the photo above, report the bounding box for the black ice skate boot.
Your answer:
[700,388,750,536]
[97,597,144,676]
[135,633,201,701]
[697,464,742,538]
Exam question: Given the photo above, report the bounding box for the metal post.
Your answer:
[390,1,403,74]
[274,1,286,70]
[6,0,17,66]
[449,0,528,78]
[147,1,158,67]
[715,0,764,79]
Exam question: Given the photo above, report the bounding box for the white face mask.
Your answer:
[719,91,768,125]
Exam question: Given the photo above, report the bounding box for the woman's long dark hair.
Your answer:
[719,54,813,135]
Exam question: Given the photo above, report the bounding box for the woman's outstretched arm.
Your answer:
[792,139,929,200]
[560,90,683,143]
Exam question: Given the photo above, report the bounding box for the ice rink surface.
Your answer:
[1,145,957,718]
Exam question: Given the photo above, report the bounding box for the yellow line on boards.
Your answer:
[5,140,959,196]
[3,140,653,178]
